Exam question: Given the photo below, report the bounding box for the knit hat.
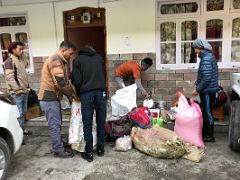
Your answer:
[192,38,212,51]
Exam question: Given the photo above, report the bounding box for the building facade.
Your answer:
[0,0,239,106]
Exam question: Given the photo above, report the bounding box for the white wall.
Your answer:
[101,0,156,54]
[0,0,156,56]
[0,3,57,56]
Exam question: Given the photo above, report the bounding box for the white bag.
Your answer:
[68,101,97,152]
[114,135,132,152]
[111,84,137,116]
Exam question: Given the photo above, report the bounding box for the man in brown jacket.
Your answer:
[38,41,76,158]
[3,41,32,136]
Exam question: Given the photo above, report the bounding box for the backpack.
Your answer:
[27,89,39,107]
[128,106,151,129]
[105,115,133,138]
[214,86,228,107]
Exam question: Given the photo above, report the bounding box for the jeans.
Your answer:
[12,93,28,130]
[81,90,106,153]
[200,93,216,137]
[40,101,65,153]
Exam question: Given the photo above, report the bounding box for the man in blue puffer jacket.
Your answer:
[192,38,219,142]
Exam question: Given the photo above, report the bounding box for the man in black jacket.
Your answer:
[72,44,106,162]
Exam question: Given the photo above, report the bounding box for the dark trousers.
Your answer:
[81,90,106,153]
[40,101,65,153]
[199,93,216,138]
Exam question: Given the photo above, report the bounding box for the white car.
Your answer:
[0,93,23,180]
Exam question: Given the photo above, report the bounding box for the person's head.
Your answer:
[85,43,96,52]
[8,42,24,58]
[59,41,76,61]
[141,57,153,71]
[192,38,212,55]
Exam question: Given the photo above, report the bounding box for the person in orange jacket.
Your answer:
[115,58,153,98]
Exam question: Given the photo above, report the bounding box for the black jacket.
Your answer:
[71,47,106,96]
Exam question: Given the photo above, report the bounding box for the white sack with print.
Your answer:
[111,83,137,116]
[69,101,97,152]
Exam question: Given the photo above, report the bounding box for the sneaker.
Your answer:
[81,152,93,162]
[23,129,32,136]
[203,136,215,143]
[54,151,74,158]
[97,147,104,157]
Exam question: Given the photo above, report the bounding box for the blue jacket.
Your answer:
[196,50,219,93]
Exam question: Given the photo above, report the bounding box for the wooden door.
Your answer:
[63,7,108,96]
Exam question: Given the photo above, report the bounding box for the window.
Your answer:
[0,14,33,74]
[231,17,240,62]
[206,19,223,62]
[181,21,198,64]
[156,0,240,69]
[206,0,224,11]
[232,0,240,10]
[160,22,176,64]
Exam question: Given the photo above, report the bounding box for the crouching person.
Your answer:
[38,41,76,158]
[72,44,107,162]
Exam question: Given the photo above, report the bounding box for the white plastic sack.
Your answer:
[111,84,137,116]
[114,135,132,152]
[68,101,97,152]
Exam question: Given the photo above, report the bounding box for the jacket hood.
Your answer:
[79,47,96,56]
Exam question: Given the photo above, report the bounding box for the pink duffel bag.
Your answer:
[174,94,205,148]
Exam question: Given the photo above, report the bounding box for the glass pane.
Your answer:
[22,51,30,68]
[232,18,240,38]
[233,0,240,9]
[15,33,28,49]
[231,41,240,62]
[181,21,198,41]
[0,33,12,50]
[160,22,176,41]
[2,51,9,62]
[207,0,224,11]
[209,41,222,62]
[181,43,197,63]
[160,2,198,14]
[0,16,26,27]
[206,19,223,39]
[161,43,176,64]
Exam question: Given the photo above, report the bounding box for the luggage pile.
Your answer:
[107,85,205,162]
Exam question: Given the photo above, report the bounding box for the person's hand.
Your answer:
[192,89,199,97]
[72,94,79,102]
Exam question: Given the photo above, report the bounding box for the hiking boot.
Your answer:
[54,151,74,158]
[81,152,93,162]
[203,136,215,143]
[23,129,32,136]
[97,147,104,157]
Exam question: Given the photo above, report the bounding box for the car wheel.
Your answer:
[0,137,10,180]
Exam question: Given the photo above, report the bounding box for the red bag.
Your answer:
[128,107,151,129]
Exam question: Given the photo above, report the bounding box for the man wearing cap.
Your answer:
[192,38,219,143]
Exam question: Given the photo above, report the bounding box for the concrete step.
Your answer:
[26,113,230,133]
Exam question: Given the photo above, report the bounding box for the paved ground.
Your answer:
[5,127,240,180]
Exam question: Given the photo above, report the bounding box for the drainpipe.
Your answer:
[52,1,59,49]
[98,0,100,7]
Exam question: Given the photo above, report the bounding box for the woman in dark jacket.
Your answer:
[192,38,219,142]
